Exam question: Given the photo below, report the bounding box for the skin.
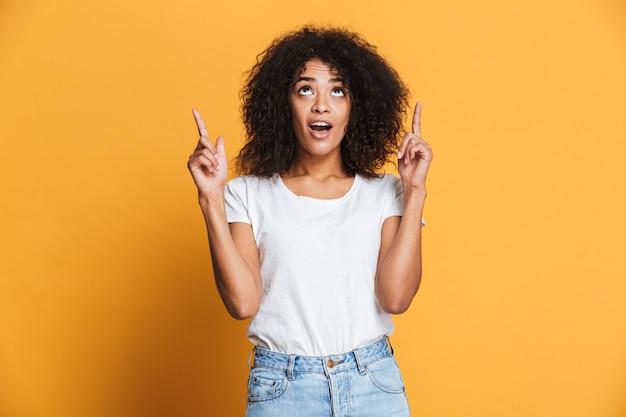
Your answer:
[187,59,433,319]
[187,110,261,319]
[376,101,433,313]
[283,59,354,199]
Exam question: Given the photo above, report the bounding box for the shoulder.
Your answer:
[359,174,402,193]
[224,176,279,218]
[225,175,283,204]
[227,174,279,191]
[357,174,403,216]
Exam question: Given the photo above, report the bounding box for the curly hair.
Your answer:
[236,26,409,178]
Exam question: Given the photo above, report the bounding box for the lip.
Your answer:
[307,119,333,139]
[308,127,332,139]
[308,126,332,139]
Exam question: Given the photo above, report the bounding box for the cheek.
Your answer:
[340,103,352,124]
[290,108,306,137]
[341,98,351,115]
[289,101,307,123]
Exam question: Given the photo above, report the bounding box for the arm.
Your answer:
[188,109,262,320]
[375,102,433,314]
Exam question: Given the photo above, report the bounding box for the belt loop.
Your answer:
[386,336,395,355]
[353,347,367,375]
[287,354,296,381]
[248,347,257,369]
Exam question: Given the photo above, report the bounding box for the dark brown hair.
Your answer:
[236,26,409,178]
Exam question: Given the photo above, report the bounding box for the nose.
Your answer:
[312,95,329,113]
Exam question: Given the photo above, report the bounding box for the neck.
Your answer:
[286,153,348,179]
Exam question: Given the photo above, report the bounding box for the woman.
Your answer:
[188,26,432,417]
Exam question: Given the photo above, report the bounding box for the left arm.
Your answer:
[375,102,433,314]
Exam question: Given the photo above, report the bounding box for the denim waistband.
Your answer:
[250,338,393,378]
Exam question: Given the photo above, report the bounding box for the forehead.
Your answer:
[294,58,341,79]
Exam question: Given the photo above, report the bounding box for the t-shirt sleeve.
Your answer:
[385,175,426,227]
[386,175,404,218]
[224,177,252,224]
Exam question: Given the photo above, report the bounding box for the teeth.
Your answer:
[310,122,330,127]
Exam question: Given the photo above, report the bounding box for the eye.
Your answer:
[297,86,313,96]
[331,88,345,97]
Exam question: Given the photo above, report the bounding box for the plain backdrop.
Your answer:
[1,0,625,416]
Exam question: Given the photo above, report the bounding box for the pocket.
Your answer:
[366,356,406,394]
[247,366,289,402]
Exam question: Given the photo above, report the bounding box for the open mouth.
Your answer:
[309,121,332,131]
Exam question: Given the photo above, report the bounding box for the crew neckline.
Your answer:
[276,174,361,204]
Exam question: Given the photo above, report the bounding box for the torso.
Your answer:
[224,174,405,355]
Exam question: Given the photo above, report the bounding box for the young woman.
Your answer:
[188,26,433,417]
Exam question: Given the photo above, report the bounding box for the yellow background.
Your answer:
[1,0,625,416]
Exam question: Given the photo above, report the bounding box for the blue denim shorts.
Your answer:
[245,338,410,417]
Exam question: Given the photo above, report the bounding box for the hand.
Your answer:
[397,102,433,189]
[187,109,228,197]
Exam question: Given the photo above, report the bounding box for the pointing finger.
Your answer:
[192,108,209,137]
[411,101,422,137]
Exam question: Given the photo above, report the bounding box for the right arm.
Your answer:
[187,109,262,320]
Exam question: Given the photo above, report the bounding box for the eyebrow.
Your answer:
[294,76,345,83]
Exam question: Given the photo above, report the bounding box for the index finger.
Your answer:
[192,108,209,137]
[411,101,422,137]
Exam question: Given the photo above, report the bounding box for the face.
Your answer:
[288,58,351,161]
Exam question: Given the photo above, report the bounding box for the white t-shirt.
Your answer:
[224,174,404,356]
